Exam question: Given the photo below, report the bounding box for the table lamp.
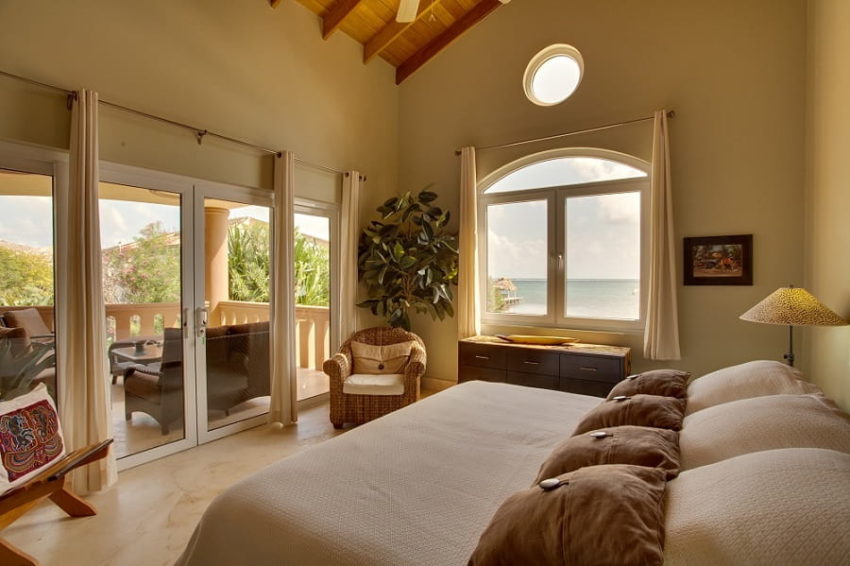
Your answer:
[740,285,848,366]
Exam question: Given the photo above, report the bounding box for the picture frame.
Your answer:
[683,234,753,286]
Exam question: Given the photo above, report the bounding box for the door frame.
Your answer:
[99,162,200,471]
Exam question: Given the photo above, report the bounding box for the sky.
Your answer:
[0,196,329,250]
[486,157,644,281]
[487,192,640,281]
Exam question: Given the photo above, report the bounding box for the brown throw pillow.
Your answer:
[573,394,685,435]
[534,425,680,483]
[0,327,32,357]
[607,369,690,400]
[350,340,413,374]
[469,464,667,566]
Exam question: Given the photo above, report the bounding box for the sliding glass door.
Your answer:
[100,166,273,466]
[195,186,272,441]
[99,167,196,467]
[0,161,59,407]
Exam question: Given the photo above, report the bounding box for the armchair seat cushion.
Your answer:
[124,371,162,403]
[343,373,405,396]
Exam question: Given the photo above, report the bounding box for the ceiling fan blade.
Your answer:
[397,0,420,23]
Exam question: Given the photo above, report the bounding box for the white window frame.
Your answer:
[478,148,650,333]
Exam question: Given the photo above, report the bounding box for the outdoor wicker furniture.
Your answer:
[323,327,426,428]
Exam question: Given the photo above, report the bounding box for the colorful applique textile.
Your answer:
[0,384,65,493]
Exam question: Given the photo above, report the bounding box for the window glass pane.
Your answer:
[100,182,184,458]
[206,200,271,433]
[565,192,640,320]
[486,157,646,194]
[530,55,581,105]
[0,168,58,404]
[486,200,547,316]
[294,212,331,401]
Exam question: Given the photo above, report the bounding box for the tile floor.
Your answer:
[4,402,344,566]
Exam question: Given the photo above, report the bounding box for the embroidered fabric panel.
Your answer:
[0,399,64,482]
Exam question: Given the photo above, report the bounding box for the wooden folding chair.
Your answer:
[0,439,113,566]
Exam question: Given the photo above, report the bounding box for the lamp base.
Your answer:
[784,325,795,367]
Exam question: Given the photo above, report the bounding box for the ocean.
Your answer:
[505,279,639,319]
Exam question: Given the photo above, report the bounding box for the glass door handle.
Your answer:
[196,307,208,338]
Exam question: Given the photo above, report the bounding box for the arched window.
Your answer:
[479,149,649,330]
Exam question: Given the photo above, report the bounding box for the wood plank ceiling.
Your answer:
[274,0,508,84]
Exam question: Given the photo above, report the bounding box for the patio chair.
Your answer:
[123,328,185,435]
[323,327,426,428]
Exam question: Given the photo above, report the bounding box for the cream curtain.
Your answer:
[457,147,480,339]
[340,171,361,340]
[57,89,117,492]
[270,152,297,424]
[644,110,681,360]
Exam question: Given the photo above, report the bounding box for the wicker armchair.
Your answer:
[324,327,426,428]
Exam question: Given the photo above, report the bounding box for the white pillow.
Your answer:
[0,384,65,494]
[680,394,850,470]
[664,448,850,566]
[350,340,413,375]
[686,360,821,415]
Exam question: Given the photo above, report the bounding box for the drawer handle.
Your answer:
[474,355,490,360]
[523,360,541,365]
[579,366,598,372]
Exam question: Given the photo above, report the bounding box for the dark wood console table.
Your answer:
[458,336,631,398]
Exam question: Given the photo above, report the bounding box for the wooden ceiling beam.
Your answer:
[363,1,439,64]
[395,0,504,85]
[322,0,365,40]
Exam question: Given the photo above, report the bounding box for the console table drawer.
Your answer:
[459,343,505,369]
[507,371,559,390]
[560,354,622,383]
[506,349,559,376]
[459,365,506,383]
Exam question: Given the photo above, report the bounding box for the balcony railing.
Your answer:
[217,301,330,370]
[1,301,330,371]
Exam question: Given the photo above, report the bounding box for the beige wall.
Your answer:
[0,0,399,216]
[399,0,808,383]
[804,0,850,409]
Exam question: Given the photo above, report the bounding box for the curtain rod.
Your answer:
[0,68,347,176]
[454,110,676,155]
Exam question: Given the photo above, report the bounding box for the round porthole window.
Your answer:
[523,44,583,106]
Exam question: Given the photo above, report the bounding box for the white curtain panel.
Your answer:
[643,110,681,360]
[457,146,481,338]
[270,152,297,424]
[57,89,117,492]
[340,171,361,340]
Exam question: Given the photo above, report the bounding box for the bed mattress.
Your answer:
[177,381,601,566]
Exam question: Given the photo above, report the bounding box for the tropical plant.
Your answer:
[357,189,458,330]
[294,228,330,307]
[0,246,54,307]
[0,339,55,401]
[102,221,180,304]
[228,220,271,303]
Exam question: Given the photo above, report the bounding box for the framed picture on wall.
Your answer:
[683,234,753,286]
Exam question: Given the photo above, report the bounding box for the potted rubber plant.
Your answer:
[357,189,458,331]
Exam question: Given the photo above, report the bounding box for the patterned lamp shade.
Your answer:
[740,287,848,327]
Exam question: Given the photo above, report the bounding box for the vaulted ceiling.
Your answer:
[273,0,508,84]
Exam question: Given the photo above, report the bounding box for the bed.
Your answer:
[178,365,850,566]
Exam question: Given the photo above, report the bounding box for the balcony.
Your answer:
[0,301,330,401]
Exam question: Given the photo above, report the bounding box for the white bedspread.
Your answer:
[177,381,600,566]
